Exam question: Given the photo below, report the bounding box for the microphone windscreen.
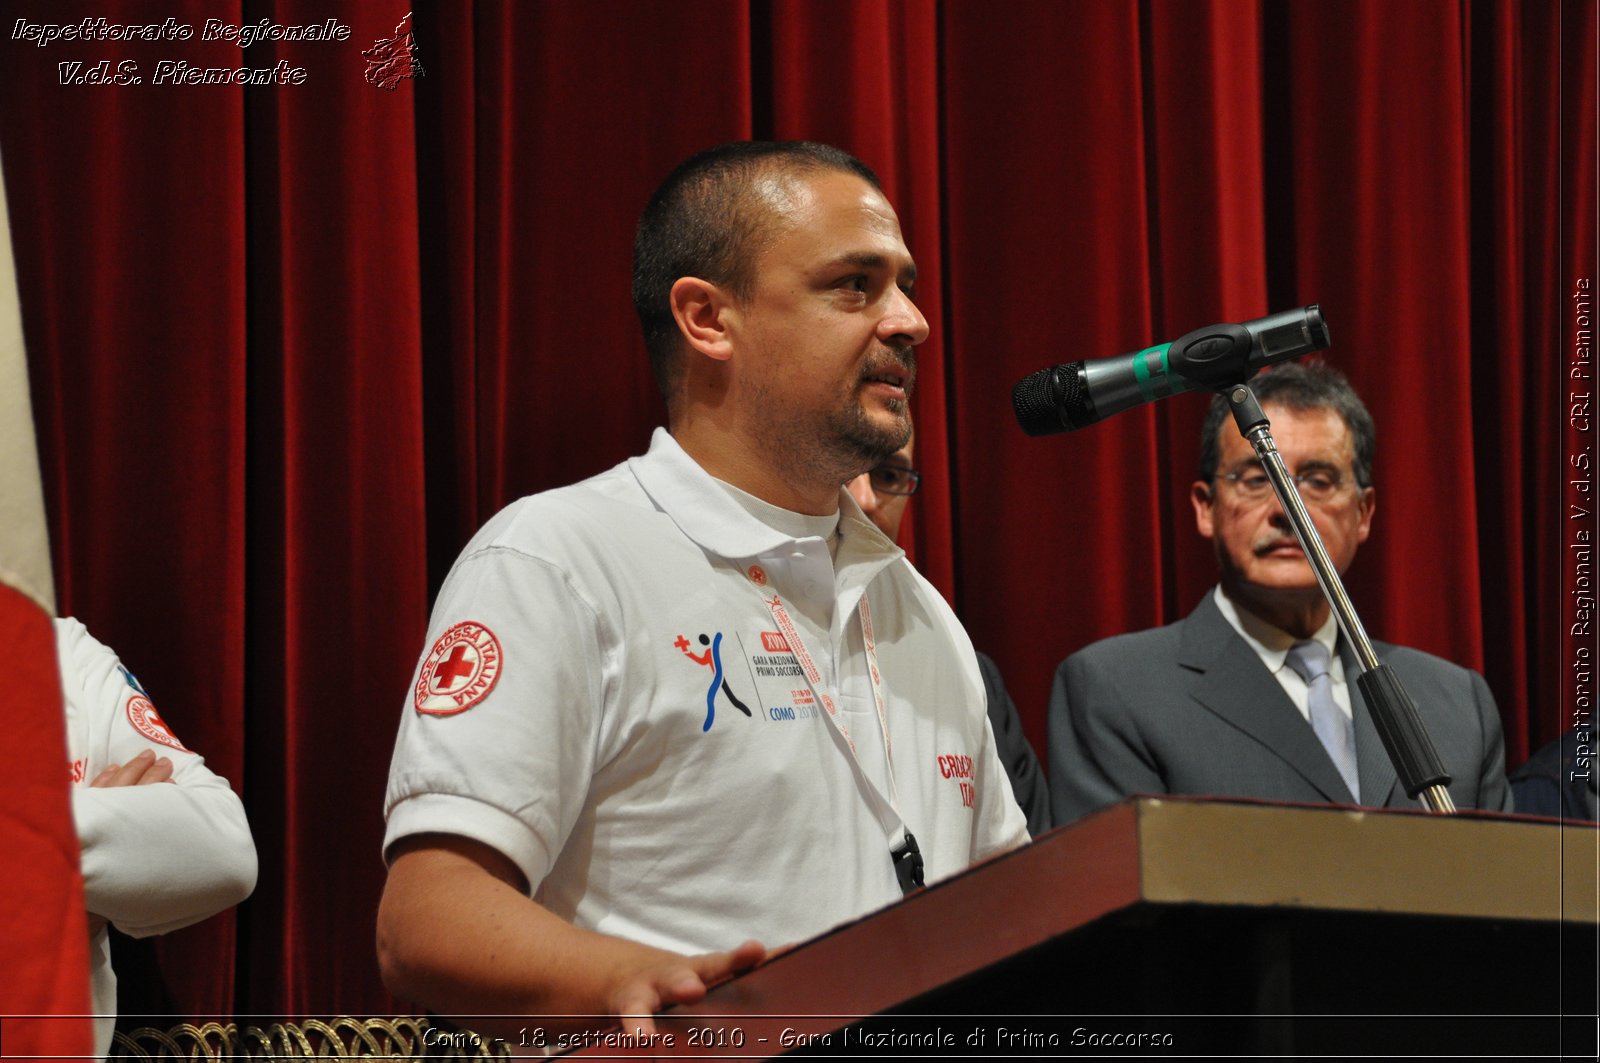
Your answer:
[1012,364,1088,436]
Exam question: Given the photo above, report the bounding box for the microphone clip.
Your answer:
[1165,322,1256,390]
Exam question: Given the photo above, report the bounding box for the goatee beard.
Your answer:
[839,349,916,468]
[831,399,911,476]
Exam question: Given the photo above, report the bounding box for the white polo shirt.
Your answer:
[60,619,257,1059]
[384,429,1027,954]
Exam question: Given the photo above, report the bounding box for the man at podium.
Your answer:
[376,141,1028,1041]
[1048,362,1513,823]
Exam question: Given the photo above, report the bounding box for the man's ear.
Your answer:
[1355,485,1376,544]
[1191,479,1216,539]
[669,276,736,362]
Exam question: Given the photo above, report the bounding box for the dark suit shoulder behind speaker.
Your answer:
[1047,592,1513,825]
[1509,729,1598,820]
[976,650,1051,837]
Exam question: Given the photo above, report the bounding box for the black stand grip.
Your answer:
[1356,664,1453,798]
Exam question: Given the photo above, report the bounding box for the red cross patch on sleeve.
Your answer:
[126,696,190,752]
[414,621,503,716]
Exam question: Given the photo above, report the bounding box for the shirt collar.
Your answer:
[714,476,841,542]
[1212,584,1339,677]
[628,428,902,567]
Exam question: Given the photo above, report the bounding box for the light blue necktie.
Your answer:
[1286,640,1360,801]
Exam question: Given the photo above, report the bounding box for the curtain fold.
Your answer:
[1280,0,1487,670]
[237,0,430,1016]
[942,0,1166,739]
[1144,0,1270,620]
[0,0,1587,1021]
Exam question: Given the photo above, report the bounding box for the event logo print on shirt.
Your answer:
[674,632,752,732]
[415,621,502,716]
[126,696,190,752]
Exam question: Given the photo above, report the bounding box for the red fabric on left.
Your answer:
[0,0,250,1024]
[0,585,93,1060]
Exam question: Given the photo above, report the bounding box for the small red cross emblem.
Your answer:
[432,644,474,690]
[416,621,503,716]
[747,564,768,585]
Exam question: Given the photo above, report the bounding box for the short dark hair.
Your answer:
[1197,360,1376,487]
[632,141,882,401]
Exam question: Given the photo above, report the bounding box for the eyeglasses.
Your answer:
[1216,466,1351,503]
[867,463,921,496]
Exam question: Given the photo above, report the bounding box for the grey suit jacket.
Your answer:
[1048,592,1514,824]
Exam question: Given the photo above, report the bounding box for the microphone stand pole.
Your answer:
[1222,383,1457,814]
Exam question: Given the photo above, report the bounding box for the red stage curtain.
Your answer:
[0,0,1589,1024]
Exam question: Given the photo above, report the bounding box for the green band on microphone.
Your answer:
[1131,342,1174,402]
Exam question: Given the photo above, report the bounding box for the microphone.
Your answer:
[1011,305,1331,436]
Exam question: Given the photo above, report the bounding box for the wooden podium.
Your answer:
[572,798,1599,1058]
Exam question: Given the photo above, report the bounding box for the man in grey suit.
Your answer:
[1048,362,1513,824]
